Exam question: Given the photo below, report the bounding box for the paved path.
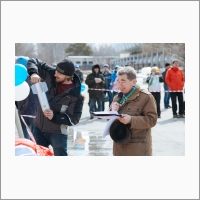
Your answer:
[15,82,185,156]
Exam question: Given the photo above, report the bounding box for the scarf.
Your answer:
[119,85,138,105]
[149,77,154,86]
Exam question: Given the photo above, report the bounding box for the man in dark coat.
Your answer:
[26,58,84,156]
[74,63,84,83]
[85,64,105,119]
[162,63,172,109]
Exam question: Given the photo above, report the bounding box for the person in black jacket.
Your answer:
[102,64,113,111]
[162,63,172,109]
[74,63,84,83]
[27,58,84,156]
[85,64,105,119]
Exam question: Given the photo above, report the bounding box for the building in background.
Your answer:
[67,56,119,71]
[110,43,184,72]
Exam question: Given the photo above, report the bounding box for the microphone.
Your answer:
[117,92,123,104]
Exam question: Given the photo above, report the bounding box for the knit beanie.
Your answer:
[151,67,157,72]
[103,64,109,68]
[56,59,75,76]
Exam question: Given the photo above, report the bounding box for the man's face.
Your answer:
[54,70,69,83]
[75,67,78,71]
[173,61,179,67]
[117,74,136,94]
[94,68,99,74]
[166,66,170,70]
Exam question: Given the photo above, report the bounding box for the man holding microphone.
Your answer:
[110,66,157,156]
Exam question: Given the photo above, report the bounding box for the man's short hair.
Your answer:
[165,63,170,67]
[117,66,136,81]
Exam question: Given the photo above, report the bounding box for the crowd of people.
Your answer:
[15,56,185,156]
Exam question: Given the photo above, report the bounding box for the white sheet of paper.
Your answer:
[92,111,122,119]
[102,116,119,138]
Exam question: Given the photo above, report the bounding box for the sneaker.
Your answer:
[98,118,102,119]
[179,114,185,118]
[158,116,161,118]
[168,105,172,108]
[164,106,168,109]
[90,116,94,119]
[173,114,179,118]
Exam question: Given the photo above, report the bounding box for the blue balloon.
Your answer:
[15,64,28,86]
[16,56,29,67]
[80,84,86,92]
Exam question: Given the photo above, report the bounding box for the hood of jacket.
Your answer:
[92,64,101,75]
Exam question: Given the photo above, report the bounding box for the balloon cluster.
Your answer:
[15,56,30,101]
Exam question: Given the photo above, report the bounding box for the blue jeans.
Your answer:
[89,97,102,114]
[33,126,68,156]
[164,85,170,107]
[102,91,113,111]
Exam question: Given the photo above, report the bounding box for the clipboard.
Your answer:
[91,111,123,118]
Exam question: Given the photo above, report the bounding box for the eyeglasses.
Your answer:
[117,80,128,84]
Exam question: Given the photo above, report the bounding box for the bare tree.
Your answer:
[141,43,185,66]
[15,43,37,58]
[88,43,120,67]
[15,43,70,65]
[36,43,70,65]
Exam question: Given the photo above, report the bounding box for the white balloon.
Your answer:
[15,81,30,101]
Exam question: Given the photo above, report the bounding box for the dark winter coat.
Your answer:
[162,69,169,87]
[85,65,105,98]
[103,71,112,89]
[75,69,84,83]
[26,58,84,135]
[111,86,157,156]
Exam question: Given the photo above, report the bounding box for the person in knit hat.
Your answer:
[85,64,105,119]
[102,64,113,111]
[26,58,84,156]
[146,66,164,118]
[74,63,84,83]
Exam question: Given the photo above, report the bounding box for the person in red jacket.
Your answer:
[165,60,185,118]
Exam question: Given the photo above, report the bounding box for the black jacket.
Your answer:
[75,69,84,83]
[162,69,169,87]
[85,65,105,98]
[26,58,84,134]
